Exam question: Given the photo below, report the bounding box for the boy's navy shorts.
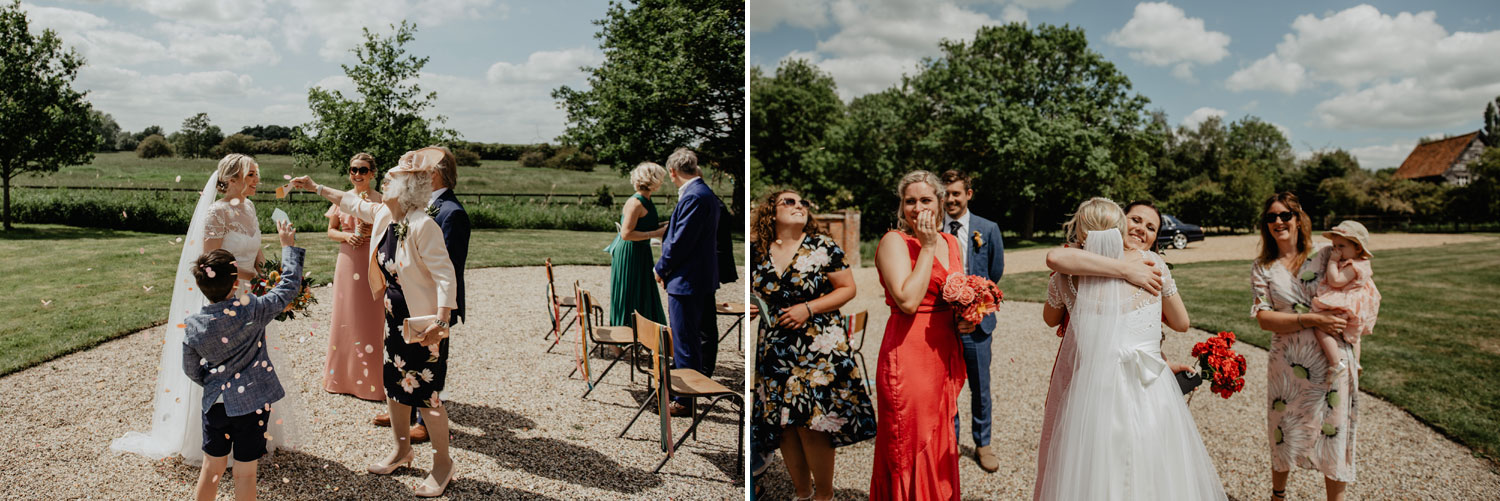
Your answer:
[202,403,269,462]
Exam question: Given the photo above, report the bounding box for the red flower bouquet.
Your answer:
[1190,331,1248,399]
[941,273,1003,324]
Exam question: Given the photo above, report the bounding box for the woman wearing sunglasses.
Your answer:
[1250,191,1356,501]
[750,189,874,501]
[320,152,387,402]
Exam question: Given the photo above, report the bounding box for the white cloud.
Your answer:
[1000,5,1028,24]
[1348,141,1416,170]
[1180,106,1226,129]
[486,47,601,85]
[1226,5,1500,130]
[1106,2,1228,81]
[1225,53,1305,94]
[783,50,917,101]
[279,0,498,61]
[750,0,830,32]
[422,72,573,143]
[164,30,281,68]
[18,3,107,34]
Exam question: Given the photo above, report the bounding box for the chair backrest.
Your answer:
[546,281,561,330]
[847,310,868,349]
[544,257,555,285]
[635,312,675,454]
[574,281,591,382]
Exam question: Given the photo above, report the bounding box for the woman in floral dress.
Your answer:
[1251,192,1357,501]
[751,189,875,501]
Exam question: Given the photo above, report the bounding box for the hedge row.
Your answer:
[9,188,638,235]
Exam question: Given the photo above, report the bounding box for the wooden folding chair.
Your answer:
[566,289,640,398]
[620,313,744,477]
[844,310,872,395]
[543,258,577,352]
[715,302,747,351]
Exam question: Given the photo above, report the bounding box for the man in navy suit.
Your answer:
[654,148,721,415]
[942,170,1006,473]
[373,146,469,441]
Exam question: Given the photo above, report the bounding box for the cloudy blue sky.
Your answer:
[751,0,1500,170]
[20,0,613,143]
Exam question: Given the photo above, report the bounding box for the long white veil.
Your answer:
[111,171,215,464]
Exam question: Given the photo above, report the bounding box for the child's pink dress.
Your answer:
[1312,259,1381,343]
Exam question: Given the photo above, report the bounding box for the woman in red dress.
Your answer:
[870,170,967,500]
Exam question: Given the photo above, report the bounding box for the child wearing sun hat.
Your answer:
[1312,220,1382,380]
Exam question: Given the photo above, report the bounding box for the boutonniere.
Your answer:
[394,221,410,241]
[357,190,370,201]
[972,230,983,249]
[1299,270,1317,282]
[425,204,439,218]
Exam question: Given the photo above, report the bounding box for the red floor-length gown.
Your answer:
[870,230,967,501]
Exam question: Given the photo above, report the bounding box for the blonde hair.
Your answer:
[630,162,667,192]
[214,153,257,194]
[1061,197,1126,246]
[894,170,946,233]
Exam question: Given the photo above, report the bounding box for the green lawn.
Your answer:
[0,223,743,378]
[857,232,1066,267]
[13,152,735,196]
[1000,238,1500,462]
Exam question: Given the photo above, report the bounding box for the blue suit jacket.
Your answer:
[430,190,469,324]
[654,178,721,296]
[181,246,304,417]
[964,213,1005,335]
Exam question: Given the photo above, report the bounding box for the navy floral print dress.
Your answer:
[752,234,876,456]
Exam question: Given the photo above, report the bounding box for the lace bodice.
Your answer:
[1047,249,1176,312]
[204,199,260,276]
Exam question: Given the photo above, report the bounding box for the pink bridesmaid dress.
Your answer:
[323,191,386,401]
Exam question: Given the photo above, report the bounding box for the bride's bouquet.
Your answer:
[251,258,317,321]
[1190,331,1247,399]
[941,272,1003,324]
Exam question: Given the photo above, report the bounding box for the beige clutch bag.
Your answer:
[402,315,448,344]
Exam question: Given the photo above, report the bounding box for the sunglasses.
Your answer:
[1261,211,1296,224]
[778,198,813,209]
[349,167,373,175]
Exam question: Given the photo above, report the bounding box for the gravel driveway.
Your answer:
[0,265,746,500]
[759,234,1500,500]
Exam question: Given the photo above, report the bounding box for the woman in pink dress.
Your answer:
[869,170,966,501]
[322,152,385,401]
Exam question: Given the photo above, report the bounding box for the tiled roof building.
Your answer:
[1394,131,1483,186]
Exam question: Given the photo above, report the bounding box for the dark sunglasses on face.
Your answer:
[1261,211,1296,224]
[350,167,373,175]
[778,198,813,209]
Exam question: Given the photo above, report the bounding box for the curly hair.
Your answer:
[751,189,824,258]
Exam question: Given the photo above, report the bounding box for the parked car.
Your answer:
[1157,215,1205,250]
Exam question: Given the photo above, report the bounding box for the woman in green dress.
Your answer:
[607,162,669,327]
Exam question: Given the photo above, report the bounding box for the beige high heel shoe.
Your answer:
[414,464,456,497]
[367,450,413,475]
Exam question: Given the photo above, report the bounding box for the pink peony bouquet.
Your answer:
[941,272,1003,324]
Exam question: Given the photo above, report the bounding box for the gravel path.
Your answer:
[760,237,1500,500]
[0,265,746,500]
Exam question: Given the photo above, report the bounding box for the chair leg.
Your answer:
[856,350,873,395]
[620,388,656,438]
[545,315,576,354]
[582,346,626,399]
[654,394,739,474]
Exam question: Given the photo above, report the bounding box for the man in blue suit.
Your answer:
[942,170,1005,473]
[654,148,721,416]
[373,146,469,442]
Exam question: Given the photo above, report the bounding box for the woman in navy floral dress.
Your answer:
[751,190,875,501]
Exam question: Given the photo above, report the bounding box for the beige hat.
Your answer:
[388,149,443,174]
[1322,220,1372,259]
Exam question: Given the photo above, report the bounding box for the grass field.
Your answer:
[1000,238,1500,462]
[0,223,744,378]
[13,152,736,196]
[857,232,1066,266]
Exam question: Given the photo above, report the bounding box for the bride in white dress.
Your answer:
[112,154,305,464]
[1036,225,1226,500]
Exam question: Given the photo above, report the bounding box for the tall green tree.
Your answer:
[802,88,925,234]
[750,59,844,193]
[293,21,456,174]
[0,0,97,230]
[88,110,121,152]
[1484,97,1500,148]
[553,0,745,212]
[171,112,223,159]
[902,23,1158,238]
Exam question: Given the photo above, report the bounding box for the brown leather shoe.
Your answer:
[667,402,692,417]
[410,424,430,443]
[975,445,1000,473]
[372,412,391,427]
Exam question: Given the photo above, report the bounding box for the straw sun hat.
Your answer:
[388,148,443,174]
[1322,220,1373,259]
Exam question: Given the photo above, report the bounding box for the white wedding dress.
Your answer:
[1036,229,1226,500]
[111,173,305,465]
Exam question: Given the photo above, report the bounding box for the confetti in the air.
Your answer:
[143,285,154,292]
[175,175,182,183]
[41,299,53,307]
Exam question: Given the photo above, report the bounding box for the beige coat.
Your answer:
[338,196,458,317]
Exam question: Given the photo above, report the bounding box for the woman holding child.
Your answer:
[1250,192,1360,501]
[292,148,459,498]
